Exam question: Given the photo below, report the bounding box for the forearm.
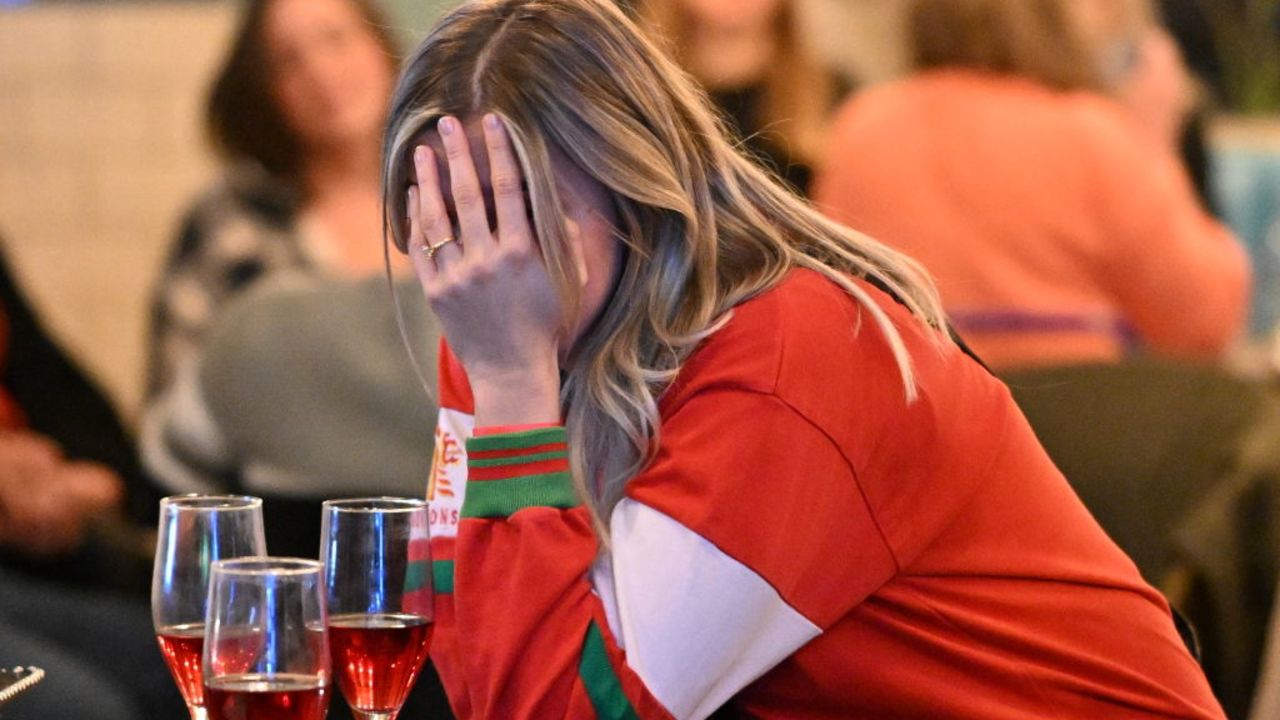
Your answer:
[468,351,562,428]
[1142,162,1251,354]
[448,426,671,718]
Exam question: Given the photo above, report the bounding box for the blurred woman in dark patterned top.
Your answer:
[146,0,400,400]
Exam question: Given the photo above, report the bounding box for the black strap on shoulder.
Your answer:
[861,272,992,375]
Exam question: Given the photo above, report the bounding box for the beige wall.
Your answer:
[808,0,909,84]
[0,3,237,421]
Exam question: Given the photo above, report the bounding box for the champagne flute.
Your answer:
[204,558,331,720]
[322,498,433,720]
[152,494,267,720]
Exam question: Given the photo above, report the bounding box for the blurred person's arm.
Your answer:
[1112,28,1194,155]
[1109,22,1219,215]
[140,362,238,498]
[1090,103,1251,358]
[0,243,158,523]
[0,430,123,557]
[141,258,320,498]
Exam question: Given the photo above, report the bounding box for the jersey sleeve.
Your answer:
[440,384,897,719]
[424,340,477,719]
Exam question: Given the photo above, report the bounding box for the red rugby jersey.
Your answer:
[424,268,1224,719]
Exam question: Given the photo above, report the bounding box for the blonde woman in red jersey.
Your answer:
[813,0,1249,370]
[382,0,1225,716]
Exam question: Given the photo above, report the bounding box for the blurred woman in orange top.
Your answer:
[813,0,1249,369]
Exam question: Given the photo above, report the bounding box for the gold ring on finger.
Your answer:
[423,236,457,259]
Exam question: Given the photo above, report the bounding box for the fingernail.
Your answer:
[439,116,455,136]
[484,113,500,130]
[414,146,426,164]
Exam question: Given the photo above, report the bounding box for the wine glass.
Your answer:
[321,498,433,720]
[152,494,267,720]
[203,558,331,720]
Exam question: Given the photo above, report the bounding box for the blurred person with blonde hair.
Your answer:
[146,0,401,401]
[633,0,848,194]
[382,0,1222,716]
[814,0,1248,369]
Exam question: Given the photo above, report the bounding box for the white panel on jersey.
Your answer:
[591,499,821,720]
[428,408,474,539]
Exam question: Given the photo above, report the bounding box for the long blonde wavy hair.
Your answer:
[382,0,947,537]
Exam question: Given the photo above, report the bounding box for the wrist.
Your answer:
[469,355,562,427]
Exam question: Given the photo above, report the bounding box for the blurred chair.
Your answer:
[1001,358,1280,719]
[1251,581,1280,720]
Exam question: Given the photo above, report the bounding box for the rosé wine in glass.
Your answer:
[321,498,433,720]
[152,495,266,719]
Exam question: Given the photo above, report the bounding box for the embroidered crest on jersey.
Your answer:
[428,407,473,538]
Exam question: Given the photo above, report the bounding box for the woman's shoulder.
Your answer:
[166,166,303,267]
[672,269,932,402]
[664,268,1000,458]
[827,75,920,130]
[178,166,300,235]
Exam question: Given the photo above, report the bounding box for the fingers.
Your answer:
[483,113,533,248]
[0,466,87,556]
[406,185,437,284]
[61,462,124,513]
[438,116,493,250]
[411,145,459,264]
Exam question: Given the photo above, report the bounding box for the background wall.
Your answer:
[0,0,892,422]
[0,1,453,421]
[807,0,909,84]
[0,3,235,421]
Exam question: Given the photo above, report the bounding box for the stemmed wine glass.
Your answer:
[152,495,267,720]
[321,498,434,720]
[203,558,331,720]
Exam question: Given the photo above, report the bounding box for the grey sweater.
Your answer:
[142,275,440,503]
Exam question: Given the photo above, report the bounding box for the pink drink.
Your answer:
[156,623,206,711]
[204,674,328,720]
[329,613,433,715]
